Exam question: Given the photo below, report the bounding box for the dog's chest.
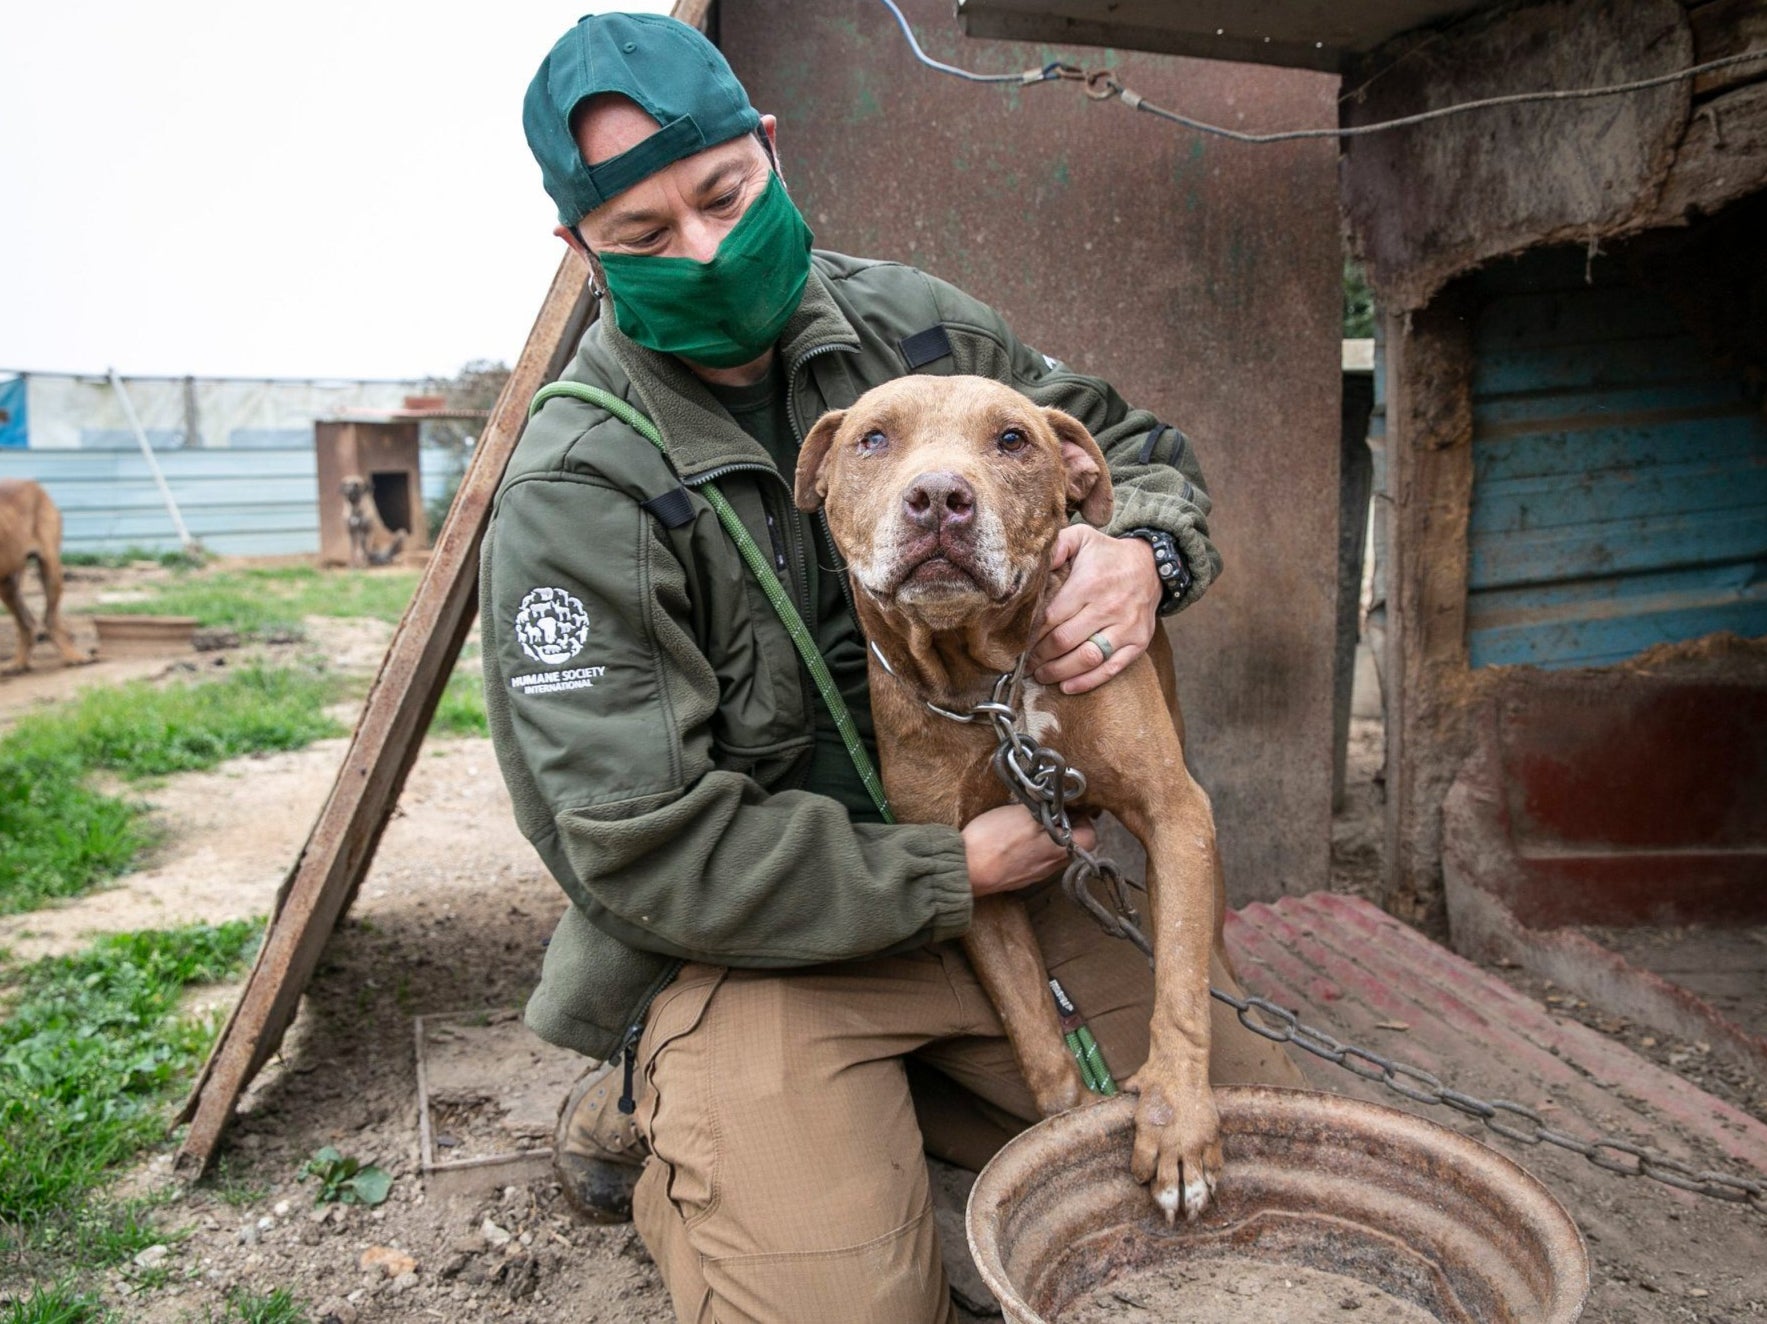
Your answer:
[878,681,1074,829]
[1020,681,1061,744]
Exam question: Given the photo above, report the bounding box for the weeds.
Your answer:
[89,566,418,640]
[199,1158,267,1210]
[219,1287,307,1324]
[63,548,206,572]
[426,653,487,738]
[0,663,342,914]
[0,1282,110,1323]
[296,1147,390,1206]
[0,921,262,1275]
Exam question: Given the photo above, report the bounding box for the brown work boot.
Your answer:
[553,1060,646,1223]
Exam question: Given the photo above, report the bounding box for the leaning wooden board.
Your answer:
[174,253,596,1173]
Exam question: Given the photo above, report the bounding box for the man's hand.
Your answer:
[1030,527,1163,694]
[962,803,1096,897]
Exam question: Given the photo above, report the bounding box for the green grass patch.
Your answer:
[0,921,262,1278]
[0,1282,109,1324]
[90,565,419,640]
[0,663,343,914]
[218,1287,307,1324]
[427,652,487,739]
[63,547,207,572]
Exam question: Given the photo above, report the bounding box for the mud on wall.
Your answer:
[720,0,1343,903]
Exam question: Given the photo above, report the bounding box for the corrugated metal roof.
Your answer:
[1465,247,1767,669]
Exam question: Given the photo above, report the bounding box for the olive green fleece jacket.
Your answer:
[481,250,1220,1061]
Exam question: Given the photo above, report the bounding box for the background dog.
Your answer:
[340,475,407,568]
[797,375,1227,1223]
[1,478,94,675]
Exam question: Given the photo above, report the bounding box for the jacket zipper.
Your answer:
[686,462,810,620]
[817,510,860,632]
[763,509,789,573]
[786,340,861,631]
[615,957,685,1115]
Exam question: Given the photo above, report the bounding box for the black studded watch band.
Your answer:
[1121,527,1192,617]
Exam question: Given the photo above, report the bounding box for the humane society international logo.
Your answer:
[514,587,591,666]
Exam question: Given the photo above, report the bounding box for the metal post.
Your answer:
[108,366,200,552]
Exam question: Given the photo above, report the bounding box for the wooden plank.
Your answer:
[1469,456,1767,533]
[1380,300,1478,932]
[1472,380,1752,431]
[1469,507,1767,586]
[1471,409,1761,470]
[1654,78,1767,219]
[1468,589,1767,667]
[1689,0,1767,95]
[173,252,595,1174]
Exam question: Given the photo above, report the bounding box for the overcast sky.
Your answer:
[1,0,672,382]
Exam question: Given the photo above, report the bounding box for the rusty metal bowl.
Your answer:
[967,1087,1588,1324]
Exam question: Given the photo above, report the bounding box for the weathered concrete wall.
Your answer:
[722,0,1342,903]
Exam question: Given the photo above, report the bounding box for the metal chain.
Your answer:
[974,686,1767,1211]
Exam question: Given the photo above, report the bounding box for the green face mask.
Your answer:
[596,172,815,369]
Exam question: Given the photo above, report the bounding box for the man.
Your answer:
[486,14,1302,1322]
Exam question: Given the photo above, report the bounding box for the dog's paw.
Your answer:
[1124,1070,1222,1224]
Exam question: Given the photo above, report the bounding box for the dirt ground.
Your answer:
[3,565,1763,1323]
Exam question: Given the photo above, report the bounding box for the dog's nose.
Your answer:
[902,471,975,529]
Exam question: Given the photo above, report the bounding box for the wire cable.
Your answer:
[877,0,1767,143]
[877,0,1032,83]
[1111,50,1767,143]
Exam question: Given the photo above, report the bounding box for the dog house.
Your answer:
[314,399,486,564]
[315,414,425,565]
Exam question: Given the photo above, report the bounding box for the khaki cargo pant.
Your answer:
[630,881,1304,1324]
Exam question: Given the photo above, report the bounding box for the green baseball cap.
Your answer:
[524,13,762,225]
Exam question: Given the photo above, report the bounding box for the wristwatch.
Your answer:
[1121,527,1192,617]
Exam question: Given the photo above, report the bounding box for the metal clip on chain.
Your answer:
[972,679,1765,1211]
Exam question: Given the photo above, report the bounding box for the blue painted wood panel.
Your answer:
[1466,247,1767,669]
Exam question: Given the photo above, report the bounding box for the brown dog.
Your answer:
[1,479,92,675]
[796,375,1225,1222]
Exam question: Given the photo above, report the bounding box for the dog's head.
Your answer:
[795,375,1111,628]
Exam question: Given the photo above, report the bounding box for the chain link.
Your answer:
[974,689,1767,1211]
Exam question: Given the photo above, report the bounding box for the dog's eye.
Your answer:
[858,430,888,453]
[998,428,1028,453]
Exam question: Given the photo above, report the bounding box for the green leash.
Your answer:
[528,381,895,824]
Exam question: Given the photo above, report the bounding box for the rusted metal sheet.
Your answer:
[968,1085,1589,1323]
[174,253,596,1174]
[1465,246,1767,669]
[722,0,1343,905]
[1440,664,1767,932]
[1342,0,1692,313]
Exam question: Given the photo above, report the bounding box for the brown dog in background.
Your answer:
[796,375,1227,1223]
[1,479,93,675]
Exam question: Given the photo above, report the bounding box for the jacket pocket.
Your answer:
[686,475,810,761]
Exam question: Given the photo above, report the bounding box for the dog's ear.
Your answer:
[794,409,845,512]
[1043,408,1114,527]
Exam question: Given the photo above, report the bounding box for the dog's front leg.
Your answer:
[1118,791,1223,1223]
[962,896,1087,1116]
